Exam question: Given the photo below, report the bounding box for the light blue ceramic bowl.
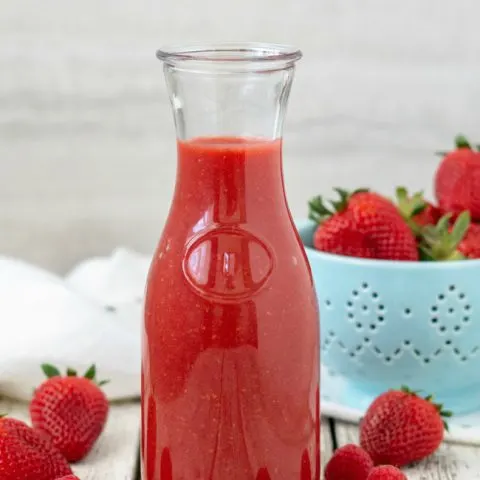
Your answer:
[296,219,480,415]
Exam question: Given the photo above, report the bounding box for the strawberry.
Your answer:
[360,386,451,467]
[30,364,109,462]
[0,416,72,480]
[418,211,471,261]
[324,443,374,480]
[395,187,442,234]
[309,188,418,261]
[458,222,480,259]
[435,134,480,221]
[367,466,406,480]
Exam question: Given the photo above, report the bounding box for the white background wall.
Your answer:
[2,0,480,271]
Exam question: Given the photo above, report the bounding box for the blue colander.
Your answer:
[296,219,480,415]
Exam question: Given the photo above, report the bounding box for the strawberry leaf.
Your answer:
[41,364,61,379]
[400,385,422,395]
[330,188,350,212]
[309,188,369,225]
[418,247,435,261]
[411,204,427,216]
[418,212,470,261]
[82,364,110,387]
[436,214,452,233]
[394,186,428,236]
[84,364,97,381]
[308,196,332,224]
[455,134,471,149]
[66,368,77,377]
[396,187,408,201]
[450,211,471,246]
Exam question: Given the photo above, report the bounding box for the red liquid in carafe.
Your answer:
[142,137,320,479]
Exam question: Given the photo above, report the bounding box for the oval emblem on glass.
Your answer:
[182,226,274,303]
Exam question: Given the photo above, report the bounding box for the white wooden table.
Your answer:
[4,397,479,479]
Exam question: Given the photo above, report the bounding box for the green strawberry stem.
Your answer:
[84,364,97,380]
[455,134,471,149]
[395,186,428,236]
[418,211,470,261]
[40,363,110,388]
[42,364,61,378]
[308,187,369,224]
[435,133,475,157]
[400,386,453,431]
[308,197,333,224]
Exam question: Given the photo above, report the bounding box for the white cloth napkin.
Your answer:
[0,248,151,401]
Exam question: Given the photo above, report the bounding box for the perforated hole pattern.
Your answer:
[321,282,477,367]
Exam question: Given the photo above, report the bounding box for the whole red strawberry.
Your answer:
[0,416,73,480]
[30,364,109,462]
[309,188,418,261]
[360,386,451,467]
[458,222,480,259]
[435,134,480,221]
[367,466,406,480]
[324,443,374,480]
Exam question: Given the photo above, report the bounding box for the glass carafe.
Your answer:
[142,43,320,480]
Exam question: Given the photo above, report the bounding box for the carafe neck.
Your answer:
[172,137,288,227]
[158,43,301,141]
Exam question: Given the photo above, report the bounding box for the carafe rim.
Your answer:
[156,42,302,70]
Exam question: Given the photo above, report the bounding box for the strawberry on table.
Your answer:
[309,188,419,261]
[324,443,374,480]
[0,416,72,480]
[435,134,480,221]
[360,386,451,467]
[30,364,109,462]
[367,465,407,480]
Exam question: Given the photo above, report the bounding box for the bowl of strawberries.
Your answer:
[297,134,480,414]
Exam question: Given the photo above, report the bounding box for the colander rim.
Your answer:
[296,218,480,270]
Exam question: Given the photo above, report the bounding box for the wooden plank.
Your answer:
[321,418,334,477]
[0,396,332,479]
[0,397,140,480]
[334,420,480,479]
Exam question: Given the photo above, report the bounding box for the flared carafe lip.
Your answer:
[156,42,302,71]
